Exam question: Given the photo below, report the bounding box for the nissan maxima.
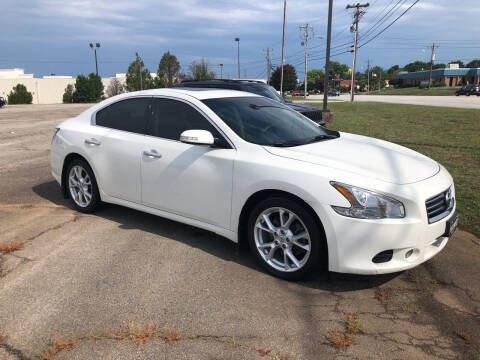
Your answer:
[51,89,457,280]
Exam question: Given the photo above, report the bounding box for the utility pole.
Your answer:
[346,2,369,102]
[136,52,142,90]
[235,38,240,78]
[428,43,437,89]
[322,0,333,112]
[367,59,371,92]
[300,23,314,99]
[280,0,287,96]
[219,64,223,79]
[263,48,273,84]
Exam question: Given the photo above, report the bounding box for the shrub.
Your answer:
[62,84,74,103]
[7,84,33,104]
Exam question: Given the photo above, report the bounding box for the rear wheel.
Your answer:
[66,159,100,213]
[247,197,325,280]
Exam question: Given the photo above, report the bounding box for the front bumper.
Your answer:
[313,166,456,275]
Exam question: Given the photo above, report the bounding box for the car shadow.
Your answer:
[32,180,400,291]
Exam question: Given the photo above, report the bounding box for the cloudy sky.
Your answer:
[3,0,480,78]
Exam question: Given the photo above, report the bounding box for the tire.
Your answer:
[66,158,100,213]
[467,93,470,96]
[247,196,326,280]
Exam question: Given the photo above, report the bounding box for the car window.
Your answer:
[203,96,336,146]
[95,97,151,134]
[245,84,284,103]
[148,98,222,141]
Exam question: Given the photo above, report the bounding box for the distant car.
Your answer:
[176,80,325,126]
[328,89,340,97]
[292,91,300,97]
[299,90,309,97]
[0,96,6,108]
[455,85,480,96]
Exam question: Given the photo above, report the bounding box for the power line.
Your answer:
[358,0,420,49]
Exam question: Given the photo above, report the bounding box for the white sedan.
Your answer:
[51,89,457,280]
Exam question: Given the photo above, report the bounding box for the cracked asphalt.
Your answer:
[0,104,479,360]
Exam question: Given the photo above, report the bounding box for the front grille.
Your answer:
[301,110,323,121]
[425,188,453,223]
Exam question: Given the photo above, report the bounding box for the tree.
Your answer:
[432,63,446,70]
[7,84,33,104]
[189,58,215,80]
[106,78,124,97]
[72,73,104,103]
[159,51,180,87]
[306,69,324,91]
[271,64,298,92]
[386,65,400,74]
[329,61,350,79]
[62,84,74,103]
[449,60,465,68]
[152,65,167,89]
[467,59,480,68]
[403,61,429,72]
[126,54,153,92]
[88,73,104,101]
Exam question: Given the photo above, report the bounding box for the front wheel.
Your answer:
[66,158,100,213]
[247,197,326,280]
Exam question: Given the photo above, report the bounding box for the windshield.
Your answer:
[245,84,285,103]
[203,97,338,147]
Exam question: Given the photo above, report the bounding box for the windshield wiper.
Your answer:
[271,141,303,147]
[304,134,338,144]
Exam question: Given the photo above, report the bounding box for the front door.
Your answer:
[141,97,235,230]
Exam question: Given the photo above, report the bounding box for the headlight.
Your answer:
[330,181,405,219]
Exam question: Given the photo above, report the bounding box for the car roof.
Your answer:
[118,88,261,100]
[178,79,266,86]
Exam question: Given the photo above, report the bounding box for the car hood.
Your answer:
[284,101,320,112]
[264,132,440,185]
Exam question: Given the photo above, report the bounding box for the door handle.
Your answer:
[143,149,162,159]
[85,138,101,146]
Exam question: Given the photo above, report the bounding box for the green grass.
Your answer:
[366,87,458,96]
[313,101,480,236]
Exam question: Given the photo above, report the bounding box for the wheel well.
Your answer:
[238,190,327,257]
[61,153,90,199]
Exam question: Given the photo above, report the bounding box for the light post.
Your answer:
[235,38,240,78]
[89,42,100,76]
[219,63,224,78]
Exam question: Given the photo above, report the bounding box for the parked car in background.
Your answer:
[327,89,340,97]
[176,79,325,125]
[292,91,300,97]
[299,90,309,97]
[51,88,457,280]
[455,84,480,96]
[0,96,6,108]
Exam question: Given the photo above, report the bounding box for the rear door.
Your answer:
[92,96,152,203]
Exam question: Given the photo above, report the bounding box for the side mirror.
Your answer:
[179,129,214,145]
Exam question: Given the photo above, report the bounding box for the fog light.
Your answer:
[405,249,414,258]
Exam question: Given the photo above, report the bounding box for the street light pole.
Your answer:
[219,63,224,79]
[280,0,287,96]
[235,38,240,78]
[89,42,101,76]
[322,0,333,112]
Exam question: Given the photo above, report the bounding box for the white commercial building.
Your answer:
[0,68,128,104]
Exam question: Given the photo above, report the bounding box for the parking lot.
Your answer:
[0,104,479,359]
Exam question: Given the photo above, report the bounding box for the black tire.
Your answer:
[247,196,326,280]
[466,93,470,96]
[65,158,100,213]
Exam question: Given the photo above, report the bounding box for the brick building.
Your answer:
[396,64,480,87]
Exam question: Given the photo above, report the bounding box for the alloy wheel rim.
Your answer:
[254,207,311,272]
[68,165,92,207]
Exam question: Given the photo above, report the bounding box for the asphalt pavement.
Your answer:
[0,104,479,359]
